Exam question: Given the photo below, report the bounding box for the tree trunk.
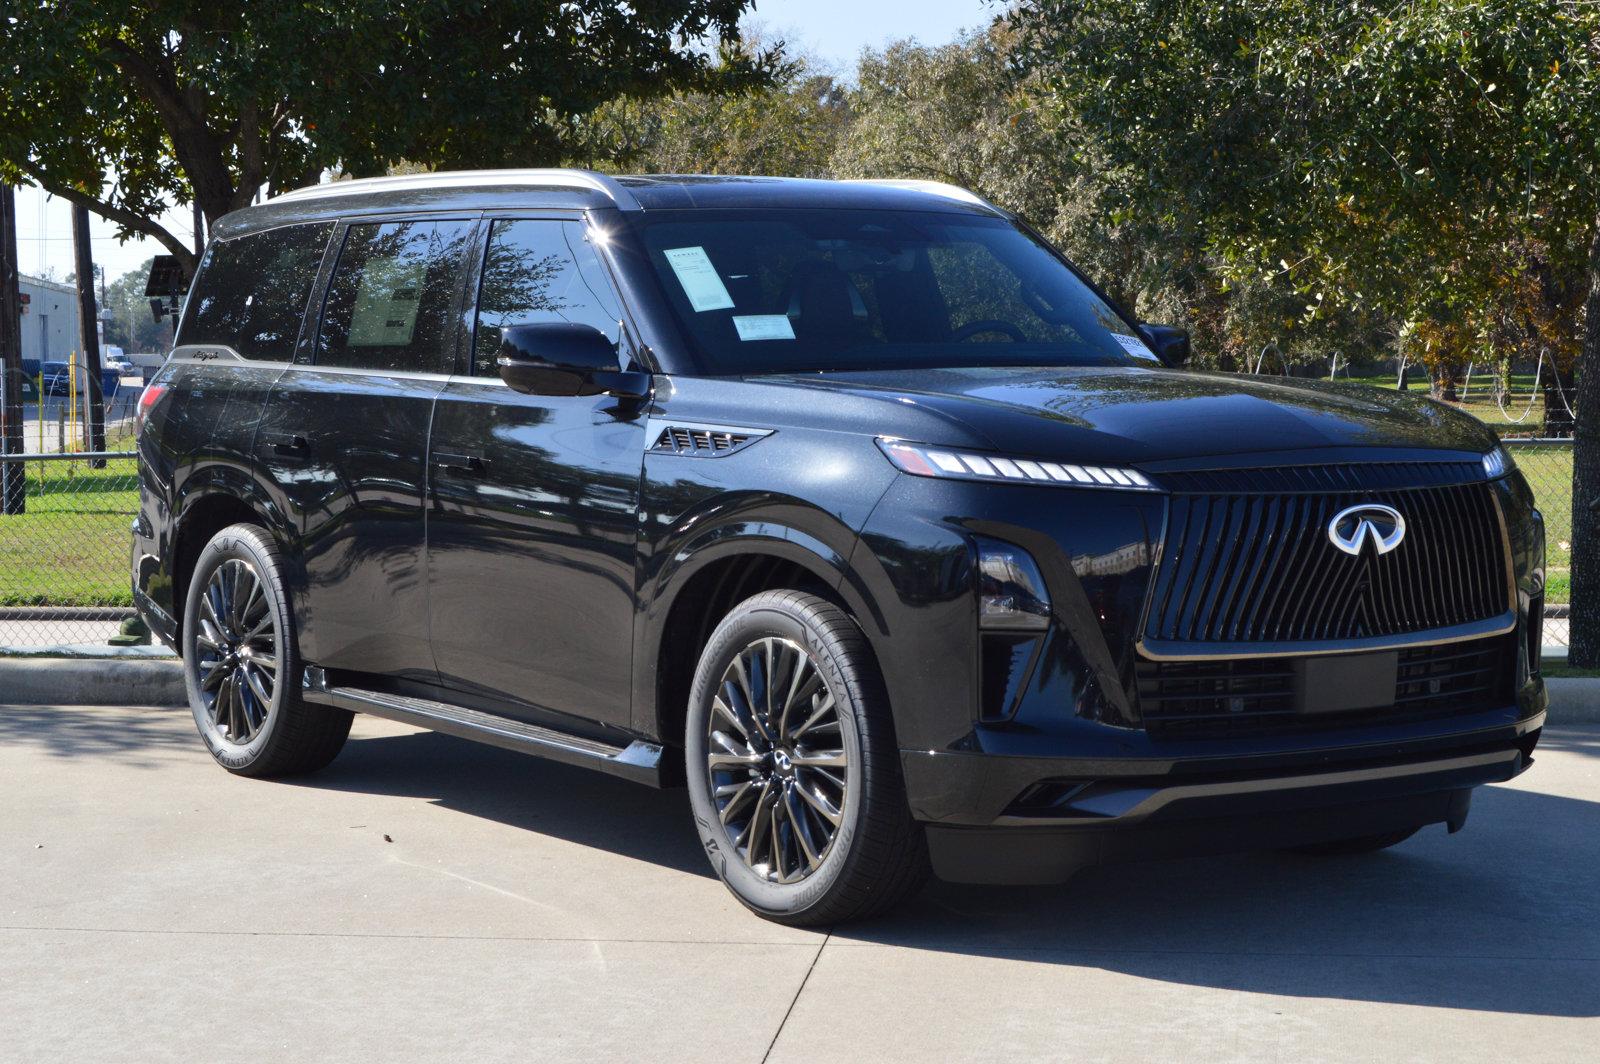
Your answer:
[1541,358,1576,437]
[1567,216,1600,667]
[1434,368,1459,402]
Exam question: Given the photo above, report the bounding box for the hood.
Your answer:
[758,366,1497,466]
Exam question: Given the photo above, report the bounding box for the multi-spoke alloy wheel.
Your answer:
[194,558,280,745]
[686,591,929,926]
[707,637,847,884]
[183,524,352,777]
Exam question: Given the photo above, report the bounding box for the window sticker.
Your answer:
[1111,332,1158,361]
[348,256,427,347]
[662,246,735,312]
[732,314,796,341]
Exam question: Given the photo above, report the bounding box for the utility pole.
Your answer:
[1,185,25,514]
[72,204,107,466]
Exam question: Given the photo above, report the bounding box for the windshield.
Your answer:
[628,209,1159,375]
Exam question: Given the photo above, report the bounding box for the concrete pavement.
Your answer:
[2,704,1596,1063]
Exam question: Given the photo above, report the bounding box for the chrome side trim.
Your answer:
[644,417,773,458]
[274,169,642,211]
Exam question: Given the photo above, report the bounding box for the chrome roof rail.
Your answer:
[851,179,1004,214]
[274,168,642,210]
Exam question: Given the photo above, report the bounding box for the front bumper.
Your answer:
[905,716,1541,885]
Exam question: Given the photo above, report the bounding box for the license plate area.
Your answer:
[1293,651,1398,714]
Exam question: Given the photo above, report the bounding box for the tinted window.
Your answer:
[472,219,623,375]
[316,219,474,373]
[630,209,1154,375]
[178,223,333,360]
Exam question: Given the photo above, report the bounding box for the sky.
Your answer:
[13,0,996,284]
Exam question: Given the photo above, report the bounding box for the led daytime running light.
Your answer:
[879,439,1158,491]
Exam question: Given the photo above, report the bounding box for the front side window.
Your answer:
[316,219,475,373]
[178,223,333,360]
[629,209,1156,375]
[472,219,623,375]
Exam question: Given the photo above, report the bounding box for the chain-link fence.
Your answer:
[0,429,1582,655]
[0,451,139,649]
[1505,439,1573,651]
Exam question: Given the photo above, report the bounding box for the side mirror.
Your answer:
[1138,323,1190,368]
[497,323,649,399]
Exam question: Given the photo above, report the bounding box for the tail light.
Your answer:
[135,383,167,435]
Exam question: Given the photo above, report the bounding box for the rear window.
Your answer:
[178,223,333,360]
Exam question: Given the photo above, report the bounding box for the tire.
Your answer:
[685,590,929,926]
[181,523,352,777]
[1289,827,1420,856]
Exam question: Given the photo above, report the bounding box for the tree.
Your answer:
[0,1,766,275]
[99,258,169,352]
[582,39,848,177]
[1016,0,1600,657]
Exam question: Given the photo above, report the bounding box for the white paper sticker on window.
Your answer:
[1112,332,1158,361]
[348,257,427,347]
[663,246,735,312]
[732,314,796,341]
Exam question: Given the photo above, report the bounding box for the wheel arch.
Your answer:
[634,518,889,753]
[170,468,294,640]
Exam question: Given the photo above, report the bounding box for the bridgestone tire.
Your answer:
[182,523,352,777]
[685,590,930,925]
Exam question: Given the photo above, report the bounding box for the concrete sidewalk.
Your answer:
[2,705,1595,1063]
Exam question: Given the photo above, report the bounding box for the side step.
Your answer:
[301,667,662,786]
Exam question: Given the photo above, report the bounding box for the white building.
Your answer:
[18,274,81,363]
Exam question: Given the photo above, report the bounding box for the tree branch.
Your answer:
[15,160,197,275]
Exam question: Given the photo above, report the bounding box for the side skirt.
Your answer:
[301,666,662,786]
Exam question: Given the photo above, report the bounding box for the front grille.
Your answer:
[1145,480,1509,647]
[1136,636,1511,739]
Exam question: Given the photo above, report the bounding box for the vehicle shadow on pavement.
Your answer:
[850,778,1600,1018]
[298,726,714,878]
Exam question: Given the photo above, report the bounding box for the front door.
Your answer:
[257,215,477,683]
[427,216,647,728]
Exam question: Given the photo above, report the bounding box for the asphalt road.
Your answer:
[2,704,1595,1063]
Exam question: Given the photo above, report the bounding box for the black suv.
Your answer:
[133,171,1546,924]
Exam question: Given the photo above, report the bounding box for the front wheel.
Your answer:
[181,523,352,777]
[685,590,929,926]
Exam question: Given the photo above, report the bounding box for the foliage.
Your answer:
[99,259,169,352]
[0,0,765,274]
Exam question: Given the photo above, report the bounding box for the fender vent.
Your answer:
[649,421,769,457]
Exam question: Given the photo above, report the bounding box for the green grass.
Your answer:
[1506,443,1572,604]
[1343,372,1556,435]
[0,457,139,607]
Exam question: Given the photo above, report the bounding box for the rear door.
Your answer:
[256,214,478,683]
[426,215,647,728]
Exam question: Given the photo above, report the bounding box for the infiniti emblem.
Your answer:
[1328,504,1406,556]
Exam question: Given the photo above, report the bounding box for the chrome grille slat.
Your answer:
[1145,479,1508,647]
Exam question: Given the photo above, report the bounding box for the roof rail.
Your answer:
[273,169,641,210]
[851,179,1004,214]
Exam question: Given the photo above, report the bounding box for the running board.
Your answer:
[301,667,662,786]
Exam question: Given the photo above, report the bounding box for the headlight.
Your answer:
[1482,444,1515,479]
[975,538,1051,630]
[878,438,1158,491]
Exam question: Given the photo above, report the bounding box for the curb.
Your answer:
[0,656,185,706]
[1544,678,1600,724]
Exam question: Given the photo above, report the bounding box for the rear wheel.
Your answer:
[181,523,351,777]
[685,590,929,926]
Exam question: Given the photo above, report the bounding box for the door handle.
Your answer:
[433,451,488,476]
[263,433,310,462]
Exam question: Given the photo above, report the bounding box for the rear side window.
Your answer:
[315,219,475,373]
[178,223,333,360]
[471,219,623,375]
